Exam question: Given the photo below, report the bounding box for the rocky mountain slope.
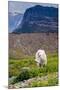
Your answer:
[9,5,58,59]
[9,33,58,59]
[13,5,58,33]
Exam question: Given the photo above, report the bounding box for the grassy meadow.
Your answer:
[9,52,58,88]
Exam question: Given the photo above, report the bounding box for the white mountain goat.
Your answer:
[35,49,47,67]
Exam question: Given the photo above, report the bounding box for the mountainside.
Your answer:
[8,12,23,33]
[9,33,58,59]
[13,5,58,33]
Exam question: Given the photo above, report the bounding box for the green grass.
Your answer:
[30,72,58,87]
[31,80,48,87]
[9,52,58,86]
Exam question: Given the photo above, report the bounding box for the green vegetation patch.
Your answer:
[9,52,58,87]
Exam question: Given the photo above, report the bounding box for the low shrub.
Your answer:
[13,68,30,83]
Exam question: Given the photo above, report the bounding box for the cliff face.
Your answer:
[13,5,58,33]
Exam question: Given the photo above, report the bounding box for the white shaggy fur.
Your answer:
[35,49,47,67]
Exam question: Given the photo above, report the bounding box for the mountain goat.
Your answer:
[35,49,47,67]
